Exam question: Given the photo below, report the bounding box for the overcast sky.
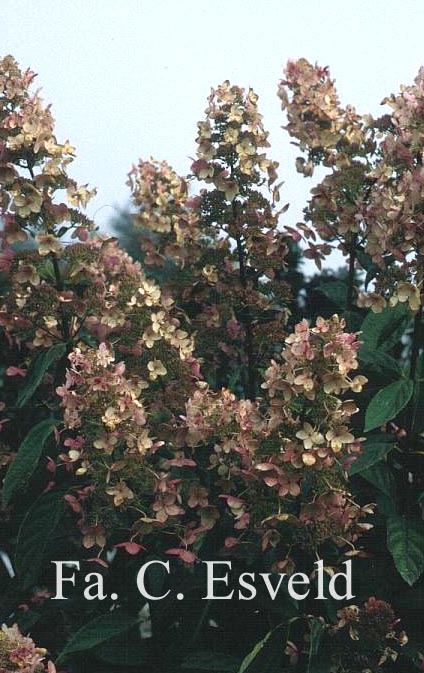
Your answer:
[4,1,424,269]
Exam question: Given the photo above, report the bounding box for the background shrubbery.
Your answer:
[0,54,424,672]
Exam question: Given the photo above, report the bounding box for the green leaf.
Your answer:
[364,379,413,432]
[357,249,376,274]
[360,304,410,352]
[57,610,135,664]
[316,281,347,309]
[364,264,379,290]
[2,418,58,506]
[349,435,396,475]
[387,516,424,586]
[312,573,338,622]
[376,492,398,517]
[359,462,396,498]
[409,352,424,433]
[238,625,287,673]
[16,610,42,632]
[142,554,168,597]
[358,346,401,379]
[93,640,154,667]
[343,310,363,332]
[183,651,241,671]
[359,462,398,515]
[16,342,66,407]
[15,488,65,588]
[308,618,327,673]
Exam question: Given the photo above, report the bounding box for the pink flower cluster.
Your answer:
[193,80,279,196]
[127,82,292,388]
[0,623,55,673]
[127,159,200,268]
[0,55,95,260]
[332,597,408,670]
[278,57,424,309]
[182,315,370,558]
[1,56,373,576]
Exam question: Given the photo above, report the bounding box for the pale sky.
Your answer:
[4,0,424,268]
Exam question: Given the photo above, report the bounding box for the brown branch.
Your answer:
[346,233,358,311]
[410,302,422,383]
[27,159,68,338]
[235,232,256,400]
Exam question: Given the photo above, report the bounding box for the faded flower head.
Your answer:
[0,623,51,672]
